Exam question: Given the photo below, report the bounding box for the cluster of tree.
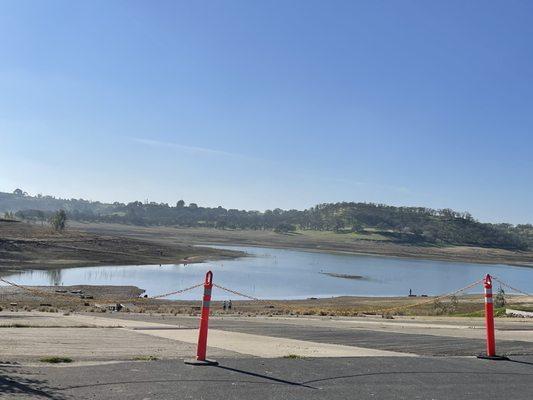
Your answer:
[0,190,115,215]
[50,210,67,231]
[8,208,67,231]
[1,190,531,250]
[2,211,17,220]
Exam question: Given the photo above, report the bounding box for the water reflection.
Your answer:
[45,269,63,286]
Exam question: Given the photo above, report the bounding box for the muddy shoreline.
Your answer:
[0,221,243,272]
[72,222,533,268]
[1,283,532,318]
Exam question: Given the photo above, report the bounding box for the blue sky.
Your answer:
[1,1,532,223]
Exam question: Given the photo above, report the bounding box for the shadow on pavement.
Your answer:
[302,369,533,385]
[59,362,318,392]
[215,364,317,389]
[506,358,533,367]
[0,366,65,399]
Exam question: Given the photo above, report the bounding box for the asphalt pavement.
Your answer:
[2,312,533,399]
[2,356,533,399]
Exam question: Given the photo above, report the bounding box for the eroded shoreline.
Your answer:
[72,222,533,268]
[0,221,243,272]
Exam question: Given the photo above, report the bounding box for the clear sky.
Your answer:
[1,1,532,224]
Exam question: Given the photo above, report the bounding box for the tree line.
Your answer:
[2,190,531,250]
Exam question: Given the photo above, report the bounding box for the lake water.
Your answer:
[2,245,532,300]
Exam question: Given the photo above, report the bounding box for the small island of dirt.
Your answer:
[320,272,365,280]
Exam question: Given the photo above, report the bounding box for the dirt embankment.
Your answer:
[72,222,533,267]
[2,282,531,318]
[0,221,242,271]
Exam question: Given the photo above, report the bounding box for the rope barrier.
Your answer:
[370,278,485,315]
[0,276,206,305]
[491,276,532,297]
[212,283,259,301]
[150,283,204,299]
[3,273,528,316]
[212,278,487,317]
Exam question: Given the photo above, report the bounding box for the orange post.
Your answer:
[197,270,213,361]
[477,274,508,360]
[185,271,218,366]
[484,274,496,356]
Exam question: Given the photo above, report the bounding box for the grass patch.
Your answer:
[299,229,391,242]
[40,356,73,364]
[507,305,533,312]
[132,355,159,361]
[454,307,507,318]
[283,354,304,359]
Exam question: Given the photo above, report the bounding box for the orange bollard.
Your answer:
[185,271,219,366]
[477,274,508,360]
[484,274,496,357]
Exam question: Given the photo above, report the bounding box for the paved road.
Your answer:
[207,319,533,356]
[2,312,533,398]
[92,313,533,356]
[2,356,533,399]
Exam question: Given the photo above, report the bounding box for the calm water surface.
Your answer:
[2,245,532,300]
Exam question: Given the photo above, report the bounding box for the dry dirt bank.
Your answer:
[72,222,533,267]
[2,282,532,318]
[0,221,242,271]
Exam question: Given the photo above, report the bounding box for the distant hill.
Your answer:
[1,189,532,251]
